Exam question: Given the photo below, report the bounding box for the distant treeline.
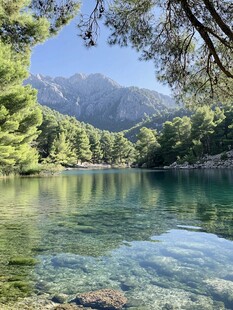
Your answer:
[135,105,233,167]
[37,104,233,169]
[37,106,136,167]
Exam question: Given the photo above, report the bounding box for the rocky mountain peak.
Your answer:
[25,73,176,131]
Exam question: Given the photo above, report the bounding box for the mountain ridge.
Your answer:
[25,73,176,131]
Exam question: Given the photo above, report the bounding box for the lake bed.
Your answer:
[0,169,233,309]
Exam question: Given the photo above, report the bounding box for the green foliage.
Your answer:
[220,152,228,161]
[40,162,63,174]
[179,152,197,165]
[0,0,82,175]
[19,164,42,176]
[104,0,233,104]
[158,117,192,164]
[136,127,160,166]
[35,106,136,167]
[89,131,103,163]
[0,41,43,174]
[48,132,76,166]
[30,0,80,35]
[135,105,233,167]
[37,107,59,158]
[0,0,80,52]
[113,133,136,165]
[0,0,53,175]
[100,131,114,164]
[75,127,92,163]
[191,106,222,155]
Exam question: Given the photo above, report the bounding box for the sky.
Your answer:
[30,2,171,96]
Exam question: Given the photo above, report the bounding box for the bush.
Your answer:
[19,164,42,176]
[220,152,228,160]
[179,153,197,165]
[39,163,64,175]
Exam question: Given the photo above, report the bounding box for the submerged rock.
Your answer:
[0,294,56,310]
[52,294,69,304]
[127,284,220,309]
[205,278,233,308]
[74,289,127,309]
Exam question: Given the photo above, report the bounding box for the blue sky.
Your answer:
[30,3,171,96]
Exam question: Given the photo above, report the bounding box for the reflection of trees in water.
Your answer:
[0,169,233,302]
[0,169,233,262]
[35,170,165,256]
[0,171,163,260]
[153,170,233,240]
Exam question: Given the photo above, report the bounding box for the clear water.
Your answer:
[0,169,233,309]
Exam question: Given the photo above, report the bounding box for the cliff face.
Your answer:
[25,73,176,131]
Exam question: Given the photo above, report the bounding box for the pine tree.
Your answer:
[49,132,76,165]
[112,133,136,165]
[191,106,216,154]
[74,128,92,163]
[36,107,59,158]
[100,131,114,164]
[0,0,80,174]
[0,42,42,174]
[89,131,103,163]
[136,127,160,165]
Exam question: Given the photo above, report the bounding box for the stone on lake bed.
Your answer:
[127,284,218,309]
[51,254,91,269]
[204,278,233,307]
[74,289,127,309]
[75,225,97,233]
[52,294,69,304]
[8,257,39,266]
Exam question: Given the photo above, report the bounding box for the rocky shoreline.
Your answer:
[2,277,233,310]
[0,289,127,310]
[164,150,233,170]
[65,163,132,170]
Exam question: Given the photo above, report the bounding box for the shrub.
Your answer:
[220,152,228,160]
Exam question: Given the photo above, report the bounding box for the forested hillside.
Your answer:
[124,108,189,142]
[135,105,233,167]
[36,106,136,168]
[37,103,233,170]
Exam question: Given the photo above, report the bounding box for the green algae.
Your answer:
[8,257,39,266]
[0,280,32,303]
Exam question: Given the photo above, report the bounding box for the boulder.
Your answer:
[52,294,69,304]
[204,278,233,308]
[74,289,127,309]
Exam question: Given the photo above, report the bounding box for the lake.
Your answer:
[0,169,233,309]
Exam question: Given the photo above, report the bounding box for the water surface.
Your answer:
[0,169,233,309]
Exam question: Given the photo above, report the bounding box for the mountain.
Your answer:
[25,73,176,131]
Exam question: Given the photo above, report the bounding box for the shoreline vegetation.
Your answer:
[1,150,233,179]
[0,163,129,178]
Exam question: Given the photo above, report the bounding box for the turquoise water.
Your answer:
[0,169,233,309]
